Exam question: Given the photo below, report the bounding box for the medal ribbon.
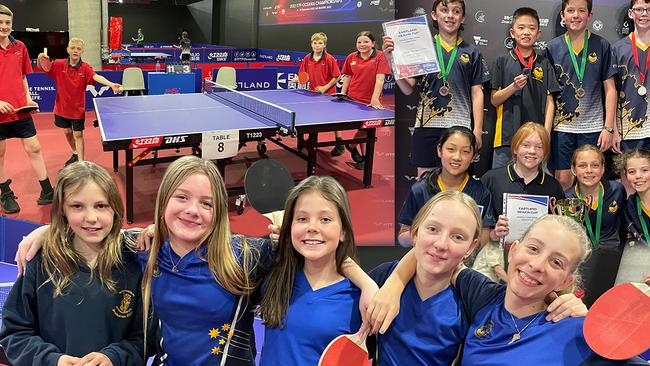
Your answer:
[565,32,589,85]
[631,32,650,85]
[636,195,650,247]
[514,47,534,70]
[578,184,603,249]
[435,35,459,83]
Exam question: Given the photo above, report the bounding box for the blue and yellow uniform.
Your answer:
[624,192,650,244]
[613,34,650,150]
[398,171,495,228]
[546,32,616,169]
[150,237,273,366]
[411,38,490,168]
[565,180,626,307]
[369,261,468,366]
[457,269,647,365]
[260,270,361,365]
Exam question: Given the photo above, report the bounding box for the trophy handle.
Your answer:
[549,196,558,215]
[584,195,593,212]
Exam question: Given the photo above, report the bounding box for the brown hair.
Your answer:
[571,144,604,167]
[562,0,593,13]
[431,0,465,31]
[260,176,359,328]
[0,4,13,18]
[615,148,650,176]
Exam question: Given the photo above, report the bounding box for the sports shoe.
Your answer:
[346,145,363,163]
[354,159,365,170]
[65,153,79,166]
[0,180,19,214]
[331,138,345,156]
[37,189,53,205]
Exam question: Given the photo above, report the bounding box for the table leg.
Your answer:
[307,133,318,176]
[363,129,376,188]
[125,149,134,224]
[113,150,118,172]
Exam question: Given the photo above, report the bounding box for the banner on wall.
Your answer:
[109,17,123,51]
[259,0,395,25]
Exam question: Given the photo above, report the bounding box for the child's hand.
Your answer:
[136,224,155,251]
[0,100,15,114]
[644,274,650,285]
[290,77,299,83]
[75,352,113,366]
[369,99,384,109]
[512,74,528,90]
[545,291,588,322]
[57,355,81,366]
[15,225,50,276]
[491,215,509,240]
[268,224,280,242]
[382,36,394,53]
[365,283,401,334]
[358,280,379,324]
[110,83,123,94]
[314,86,327,93]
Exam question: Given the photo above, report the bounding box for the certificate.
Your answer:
[502,193,549,244]
[382,15,440,80]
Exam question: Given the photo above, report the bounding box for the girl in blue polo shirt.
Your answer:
[371,190,481,365]
[398,126,494,246]
[565,144,626,307]
[259,176,362,365]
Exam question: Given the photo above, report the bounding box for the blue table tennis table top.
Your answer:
[94,89,394,142]
[0,262,17,286]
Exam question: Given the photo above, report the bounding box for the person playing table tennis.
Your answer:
[259,176,363,365]
[333,31,391,170]
[131,28,144,48]
[292,32,340,95]
[369,190,480,365]
[0,4,54,214]
[0,161,145,366]
[37,37,122,166]
[367,215,649,365]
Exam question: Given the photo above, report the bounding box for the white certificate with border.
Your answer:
[502,193,549,244]
[382,15,440,80]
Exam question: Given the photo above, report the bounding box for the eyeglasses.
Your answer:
[632,7,650,15]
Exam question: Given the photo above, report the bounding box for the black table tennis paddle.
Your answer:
[244,159,294,227]
[332,93,351,101]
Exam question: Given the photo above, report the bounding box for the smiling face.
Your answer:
[511,15,541,50]
[507,220,581,303]
[561,0,593,33]
[630,0,650,32]
[356,35,375,55]
[64,181,114,251]
[438,132,474,178]
[431,1,465,36]
[413,199,478,280]
[0,13,11,41]
[163,173,214,249]
[626,156,650,194]
[290,190,345,266]
[572,149,604,191]
[513,132,545,171]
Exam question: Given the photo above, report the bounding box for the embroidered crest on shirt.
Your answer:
[112,290,135,318]
[588,52,598,63]
[533,66,544,81]
[609,200,618,213]
[460,53,470,64]
[208,322,252,360]
[474,319,493,338]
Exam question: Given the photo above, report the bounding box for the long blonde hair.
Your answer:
[141,156,257,348]
[410,190,482,241]
[260,176,359,328]
[43,161,126,296]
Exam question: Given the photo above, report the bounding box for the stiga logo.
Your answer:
[163,135,188,144]
[208,52,229,61]
[362,119,384,128]
[130,136,162,148]
[276,54,291,62]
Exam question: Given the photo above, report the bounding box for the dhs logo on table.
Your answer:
[208,52,229,62]
[163,135,188,145]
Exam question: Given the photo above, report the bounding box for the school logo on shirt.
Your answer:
[533,66,544,81]
[112,290,135,318]
[474,319,493,338]
[609,200,618,213]
[588,52,598,63]
[351,61,357,66]
[460,53,470,64]
[153,263,160,278]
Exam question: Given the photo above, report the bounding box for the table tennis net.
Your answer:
[205,80,296,134]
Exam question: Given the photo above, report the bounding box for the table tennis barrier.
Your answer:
[121,67,146,96]
[216,67,237,89]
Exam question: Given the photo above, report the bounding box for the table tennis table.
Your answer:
[0,262,17,318]
[95,81,394,223]
[128,52,171,62]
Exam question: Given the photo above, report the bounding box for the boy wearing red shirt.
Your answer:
[295,32,341,95]
[0,4,53,214]
[37,37,122,165]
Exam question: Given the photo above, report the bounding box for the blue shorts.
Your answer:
[54,114,85,131]
[549,131,600,170]
[621,138,650,152]
[492,146,512,169]
[0,117,37,140]
[410,127,444,168]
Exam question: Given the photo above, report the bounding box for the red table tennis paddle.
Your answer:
[319,332,371,366]
[584,282,650,360]
[298,71,309,85]
[244,159,294,227]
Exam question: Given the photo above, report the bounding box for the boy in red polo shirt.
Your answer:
[335,31,391,169]
[0,4,54,214]
[294,32,341,94]
[37,37,122,165]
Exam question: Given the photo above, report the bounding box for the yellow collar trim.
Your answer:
[565,31,591,54]
[437,35,462,52]
[437,173,470,192]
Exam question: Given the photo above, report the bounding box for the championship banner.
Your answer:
[109,17,123,51]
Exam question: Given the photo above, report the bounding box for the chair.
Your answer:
[215,66,237,89]
[121,67,145,96]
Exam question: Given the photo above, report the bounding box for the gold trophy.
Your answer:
[549,197,591,223]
